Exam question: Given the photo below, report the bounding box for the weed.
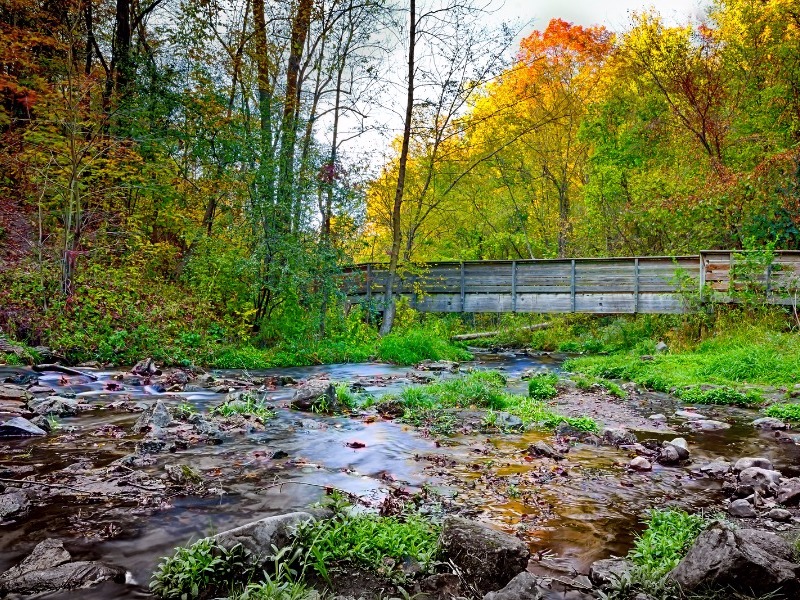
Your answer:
[628,509,709,580]
[175,402,198,420]
[213,393,276,420]
[527,373,559,400]
[335,383,358,411]
[150,539,255,599]
[764,403,800,423]
[377,328,472,366]
[45,414,61,431]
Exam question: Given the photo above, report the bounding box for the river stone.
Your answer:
[738,467,782,494]
[752,417,787,430]
[28,396,80,417]
[674,410,706,420]
[0,384,32,402]
[658,445,681,465]
[602,427,637,446]
[212,511,315,561]
[290,379,337,412]
[589,557,633,587]
[670,522,800,595]
[495,412,524,431]
[0,491,30,520]
[767,508,793,522]
[648,414,667,421]
[699,461,732,478]
[777,478,800,505]
[734,457,773,473]
[629,457,652,471]
[133,400,172,433]
[527,441,564,460]
[440,516,530,594]
[483,572,544,600]
[690,419,730,431]
[728,499,757,518]
[415,360,460,372]
[0,539,126,595]
[0,417,46,437]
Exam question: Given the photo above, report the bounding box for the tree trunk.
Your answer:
[277,0,313,226]
[114,0,131,93]
[252,0,275,221]
[379,0,415,336]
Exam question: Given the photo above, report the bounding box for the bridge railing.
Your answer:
[342,250,800,314]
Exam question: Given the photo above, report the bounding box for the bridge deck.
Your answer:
[344,251,800,314]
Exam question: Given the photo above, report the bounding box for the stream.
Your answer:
[2,352,800,598]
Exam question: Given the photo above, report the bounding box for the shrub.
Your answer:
[528,373,559,400]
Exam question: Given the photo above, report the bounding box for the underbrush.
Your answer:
[380,371,598,434]
[764,403,800,423]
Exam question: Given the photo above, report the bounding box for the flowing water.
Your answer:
[1,354,799,598]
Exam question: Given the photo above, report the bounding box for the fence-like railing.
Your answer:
[342,251,800,314]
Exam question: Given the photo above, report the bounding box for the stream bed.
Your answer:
[2,353,800,598]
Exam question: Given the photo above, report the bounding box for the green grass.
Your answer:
[376,328,473,366]
[677,386,762,407]
[628,509,709,580]
[380,371,598,434]
[297,511,440,583]
[213,393,276,420]
[527,373,558,400]
[764,403,800,423]
[334,383,358,411]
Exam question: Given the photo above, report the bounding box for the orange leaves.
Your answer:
[518,18,613,77]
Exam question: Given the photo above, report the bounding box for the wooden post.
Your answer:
[699,253,705,304]
[460,262,466,313]
[366,264,372,323]
[765,263,772,302]
[570,259,576,313]
[729,251,735,296]
[634,258,639,314]
[511,261,517,313]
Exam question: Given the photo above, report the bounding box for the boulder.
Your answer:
[133,400,172,433]
[494,412,524,432]
[483,572,543,600]
[0,491,30,520]
[602,427,637,447]
[0,417,46,437]
[589,557,633,587]
[734,457,773,473]
[699,461,731,478]
[767,508,792,522]
[131,357,160,376]
[728,499,756,518]
[0,384,32,403]
[0,539,125,595]
[674,410,706,420]
[658,445,681,465]
[689,419,730,431]
[669,522,800,595]
[28,396,80,417]
[777,478,800,506]
[655,341,669,353]
[629,457,652,471]
[738,467,782,495]
[212,511,315,561]
[752,417,787,430]
[527,441,564,460]
[439,516,530,594]
[667,437,689,457]
[290,379,337,412]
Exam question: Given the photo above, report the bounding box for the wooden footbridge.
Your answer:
[344,251,800,314]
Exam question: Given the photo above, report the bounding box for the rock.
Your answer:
[655,341,669,353]
[420,573,461,597]
[415,360,460,372]
[699,461,731,478]
[483,572,543,600]
[555,421,601,444]
[670,522,800,595]
[0,417,47,437]
[439,516,530,594]
[494,412,524,432]
[689,419,730,431]
[0,491,30,520]
[737,528,795,561]
[658,445,681,465]
[738,467,782,495]
[527,441,564,460]
[28,396,80,417]
[290,379,337,412]
[728,499,756,518]
[767,508,792,522]
[734,457,773,473]
[589,557,632,587]
[601,427,637,446]
[0,539,126,595]
[131,357,160,376]
[777,478,800,506]
[0,384,32,402]
[675,409,706,420]
[752,417,787,430]
[212,512,315,562]
[648,413,667,421]
[133,400,172,433]
[164,464,202,485]
[629,457,652,471]
[668,437,689,455]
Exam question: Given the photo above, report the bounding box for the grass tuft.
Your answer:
[527,373,559,400]
[764,403,800,423]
